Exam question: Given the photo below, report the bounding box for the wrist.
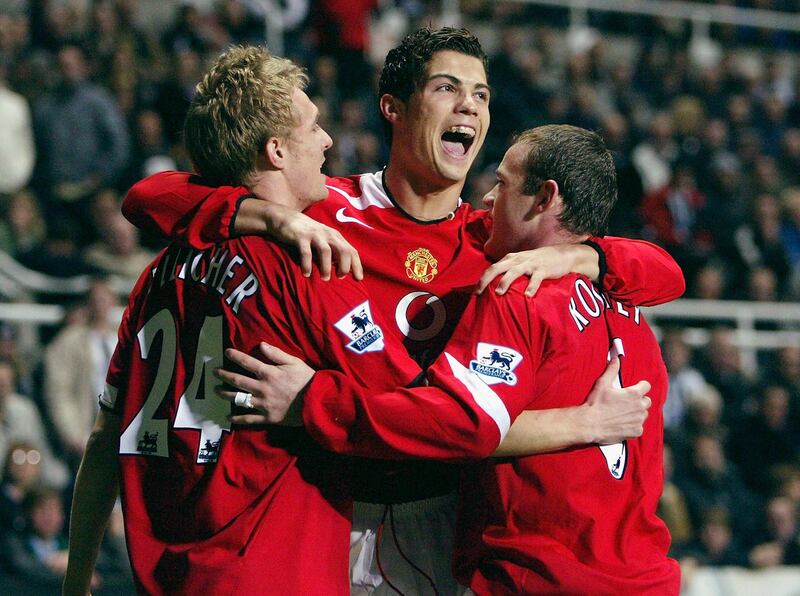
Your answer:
[574,403,597,445]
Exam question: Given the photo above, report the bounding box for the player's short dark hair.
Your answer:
[378,27,487,141]
[515,125,617,237]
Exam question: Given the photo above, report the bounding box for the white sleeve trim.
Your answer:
[100,383,118,409]
[444,352,511,441]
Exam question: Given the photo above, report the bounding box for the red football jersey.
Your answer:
[123,171,685,503]
[302,275,681,594]
[102,236,421,595]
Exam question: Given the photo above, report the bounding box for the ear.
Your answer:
[379,94,404,125]
[264,136,286,170]
[533,179,561,214]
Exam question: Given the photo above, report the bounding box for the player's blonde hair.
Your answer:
[184,45,309,186]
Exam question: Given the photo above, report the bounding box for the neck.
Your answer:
[247,171,302,210]
[531,225,589,250]
[384,162,463,221]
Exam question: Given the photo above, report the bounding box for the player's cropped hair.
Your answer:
[184,45,308,186]
[516,125,617,237]
[378,27,487,139]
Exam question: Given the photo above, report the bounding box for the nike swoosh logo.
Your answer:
[335,207,373,229]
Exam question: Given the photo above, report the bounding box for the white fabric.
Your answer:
[0,86,35,193]
[444,352,510,441]
[349,493,467,596]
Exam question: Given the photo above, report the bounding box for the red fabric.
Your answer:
[440,277,681,594]
[121,170,685,505]
[107,237,420,594]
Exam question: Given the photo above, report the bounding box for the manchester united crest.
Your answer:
[405,248,438,283]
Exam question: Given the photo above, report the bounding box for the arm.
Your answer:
[475,237,685,306]
[493,357,650,456]
[63,408,120,596]
[592,236,685,305]
[123,172,362,279]
[219,291,651,461]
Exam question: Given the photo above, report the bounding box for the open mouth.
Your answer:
[441,126,475,158]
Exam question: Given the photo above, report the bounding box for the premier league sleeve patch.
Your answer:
[470,342,523,386]
[335,301,385,353]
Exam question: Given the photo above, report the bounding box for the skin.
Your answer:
[382,50,490,219]
[63,83,337,596]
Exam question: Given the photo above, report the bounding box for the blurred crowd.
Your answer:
[0,0,799,590]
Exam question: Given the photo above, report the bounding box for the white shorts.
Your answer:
[349,492,467,596]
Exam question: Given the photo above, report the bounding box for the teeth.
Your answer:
[446,126,475,138]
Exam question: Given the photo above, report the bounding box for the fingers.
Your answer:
[524,274,544,298]
[229,413,271,425]
[475,261,510,295]
[298,240,313,277]
[311,237,333,280]
[336,245,352,279]
[257,342,299,366]
[225,347,269,372]
[626,379,652,398]
[350,249,363,281]
[213,368,259,395]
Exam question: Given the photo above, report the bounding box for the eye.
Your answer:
[437,83,455,92]
[475,91,489,102]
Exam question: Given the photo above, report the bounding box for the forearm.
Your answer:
[595,236,686,305]
[493,407,590,457]
[304,370,501,461]
[63,410,120,596]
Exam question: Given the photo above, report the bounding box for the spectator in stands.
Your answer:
[658,444,693,553]
[0,189,47,258]
[729,384,799,495]
[772,346,800,411]
[124,110,177,189]
[32,44,129,245]
[640,164,713,278]
[0,358,68,489]
[681,506,750,566]
[780,187,800,298]
[631,111,678,193]
[43,280,119,465]
[749,496,800,567]
[778,129,800,186]
[0,441,44,536]
[0,58,34,195]
[676,433,758,538]
[697,327,756,426]
[731,193,792,296]
[669,382,729,471]
[154,47,201,145]
[691,260,727,300]
[661,328,709,431]
[1,485,77,590]
[83,212,155,282]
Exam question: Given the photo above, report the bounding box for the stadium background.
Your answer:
[0,0,799,593]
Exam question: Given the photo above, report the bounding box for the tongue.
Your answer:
[442,139,466,156]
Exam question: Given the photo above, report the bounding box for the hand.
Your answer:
[47,550,70,574]
[214,343,314,425]
[262,204,363,281]
[580,358,651,444]
[475,244,598,297]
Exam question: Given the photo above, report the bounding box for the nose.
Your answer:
[457,91,478,116]
[482,193,495,209]
[322,128,333,150]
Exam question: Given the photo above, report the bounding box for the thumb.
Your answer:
[596,356,620,388]
[259,342,299,366]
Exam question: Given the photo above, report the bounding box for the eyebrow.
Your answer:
[426,73,491,94]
